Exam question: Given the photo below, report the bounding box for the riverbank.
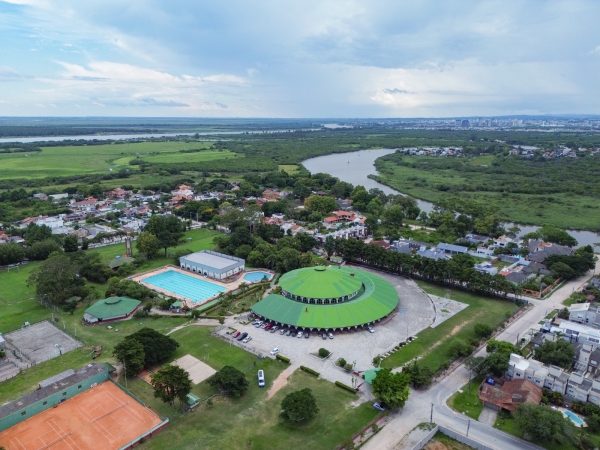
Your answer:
[302,149,600,248]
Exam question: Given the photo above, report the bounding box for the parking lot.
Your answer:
[216,272,439,387]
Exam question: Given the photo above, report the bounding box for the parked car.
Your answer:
[270,347,280,355]
[328,332,334,339]
[297,331,303,338]
[242,336,252,343]
[279,328,286,335]
[304,331,310,339]
[257,369,265,387]
[270,325,279,333]
[286,329,292,336]
[372,402,386,412]
[321,332,327,340]
[368,326,375,333]
[254,321,263,328]
[237,332,248,341]
[232,331,241,338]
[261,323,268,329]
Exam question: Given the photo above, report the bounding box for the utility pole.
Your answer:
[430,403,434,423]
[466,419,471,437]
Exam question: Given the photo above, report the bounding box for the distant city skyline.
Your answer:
[1,0,600,117]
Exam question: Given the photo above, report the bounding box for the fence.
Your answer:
[411,424,493,450]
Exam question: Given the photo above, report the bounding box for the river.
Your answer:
[302,149,600,250]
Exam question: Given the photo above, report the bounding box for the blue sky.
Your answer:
[1,0,600,117]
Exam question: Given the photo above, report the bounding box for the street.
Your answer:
[363,259,600,450]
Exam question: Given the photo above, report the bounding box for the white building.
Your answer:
[179,250,244,280]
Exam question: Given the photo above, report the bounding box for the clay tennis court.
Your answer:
[0,382,163,450]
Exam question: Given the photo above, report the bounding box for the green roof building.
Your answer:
[83,297,142,324]
[252,266,399,331]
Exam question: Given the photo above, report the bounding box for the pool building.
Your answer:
[179,250,245,280]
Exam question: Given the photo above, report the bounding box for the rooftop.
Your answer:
[180,250,244,270]
[83,296,141,321]
[278,266,363,300]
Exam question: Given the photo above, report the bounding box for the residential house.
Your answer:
[552,319,600,347]
[478,379,542,412]
[70,197,98,213]
[474,261,498,276]
[437,242,469,255]
[569,303,600,329]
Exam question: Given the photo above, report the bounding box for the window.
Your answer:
[21,411,26,416]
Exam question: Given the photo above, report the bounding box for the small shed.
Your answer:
[83,297,141,324]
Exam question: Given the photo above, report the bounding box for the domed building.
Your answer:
[251,265,399,331]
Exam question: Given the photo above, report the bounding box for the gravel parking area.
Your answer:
[216,270,437,388]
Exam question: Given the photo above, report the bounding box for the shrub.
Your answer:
[373,355,383,366]
[318,348,330,358]
[281,388,319,423]
[448,340,472,359]
[336,357,347,367]
[300,366,320,377]
[208,365,249,398]
[474,323,493,338]
[276,354,290,364]
[133,309,149,319]
[344,363,353,372]
[335,381,357,394]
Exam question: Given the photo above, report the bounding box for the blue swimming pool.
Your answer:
[562,408,586,427]
[142,270,226,303]
[243,271,273,283]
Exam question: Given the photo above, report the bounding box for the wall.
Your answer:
[412,425,494,450]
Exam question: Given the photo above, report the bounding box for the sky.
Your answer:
[1,0,600,117]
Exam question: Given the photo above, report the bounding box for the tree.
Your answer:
[514,404,574,444]
[381,204,404,229]
[145,215,185,256]
[549,261,576,280]
[63,235,79,252]
[303,195,336,215]
[209,365,248,397]
[280,388,319,423]
[404,362,433,388]
[126,328,179,367]
[28,252,86,306]
[372,368,410,409]
[535,340,575,369]
[474,323,492,338]
[23,223,52,244]
[113,338,145,376]
[0,242,25,265]
[27,238,62,260]
[136,231,161,259]
[151,364,192,406]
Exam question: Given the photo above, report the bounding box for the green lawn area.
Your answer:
[447,377,484,420]
[0,228,222,402]
[382,282,519,372]
[142,149,238,164]
[0,141,220,179]
[278,164,300,174]
[131,327,379,450]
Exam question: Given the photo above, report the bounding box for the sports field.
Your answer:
[0,382,163,450]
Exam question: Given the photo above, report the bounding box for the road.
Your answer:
[363,259,600,450]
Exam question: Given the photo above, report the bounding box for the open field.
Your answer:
[375,154,600,230]
[381,282,519,372]
[0,141,232,179]
[131,326,379,450]
[447,377,484,420]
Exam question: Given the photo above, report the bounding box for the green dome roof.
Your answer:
[278,265,363,300]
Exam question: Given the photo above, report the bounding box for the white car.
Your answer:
[243,336,252,343]
[328,332,334,339]
[270,347,280,355]
[297,331,303,338]
[257,369,265,387]
[368,326,375,333]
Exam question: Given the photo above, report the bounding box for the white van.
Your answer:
[257,369,265,387]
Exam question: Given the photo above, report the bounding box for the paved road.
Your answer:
[363,259,600,450]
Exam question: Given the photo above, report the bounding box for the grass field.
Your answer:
[131,326,379,449]
[0,141,238,179]
[375,155,600,230]
[381,282,519,372]
[447,377,484,420]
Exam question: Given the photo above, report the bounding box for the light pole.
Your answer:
[430,403,434,423]
[466,419,471,437]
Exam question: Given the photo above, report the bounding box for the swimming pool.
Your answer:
[243,271,273,283]
[562,408,586,427]
[142,270,226,303]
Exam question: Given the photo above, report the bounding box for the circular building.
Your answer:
[251,265,399,331]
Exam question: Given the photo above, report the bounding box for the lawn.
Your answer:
[142,149,238,164]
[0,228,222,402]
[130,326,380,450]
[447,377,484,420]
[381,282,519,372]
[0,141,222,179]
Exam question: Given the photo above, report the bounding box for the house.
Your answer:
[478,379,542,412]
[49,193,69,202]
[261,189,283,202]
[505,271,531,285]
[464,233,489,245]
[590,277,600,290]
[507,354,569,394]
[527,239,573,263]
[70,197,98,213]
[437,243,469,255]
[323,210,356,225]
[108,188,129,199]
[569,303,600,328]
[32,193,48,201]
[417,248,450,261]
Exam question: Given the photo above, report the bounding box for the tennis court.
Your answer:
[0,382,164,450]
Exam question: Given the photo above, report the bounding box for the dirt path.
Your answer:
[266,364,298,400]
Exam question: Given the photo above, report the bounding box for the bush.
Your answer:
[474,323,493,338]
[318,348,330,358]
[208,365,248,398]
[281,388,319,423]
[336,357,347,367]
[276,354,290,364]
[344,363,353,372]
[300,366,320,377]
[448,340,472,359]
[373,355,383,366]
[335,381,357,394]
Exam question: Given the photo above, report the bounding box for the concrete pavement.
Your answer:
[364,259,600,450]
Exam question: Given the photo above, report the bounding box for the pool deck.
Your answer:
[131,266,272,309]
